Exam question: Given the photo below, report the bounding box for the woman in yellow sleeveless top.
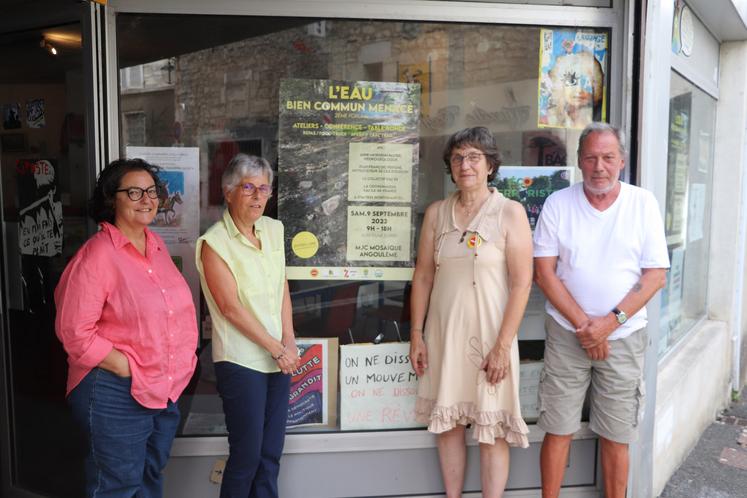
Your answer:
[196,154,299,498]
[410,127,533,497]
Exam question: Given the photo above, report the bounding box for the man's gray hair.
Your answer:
[577,122,627,163]
[222,153,274,193]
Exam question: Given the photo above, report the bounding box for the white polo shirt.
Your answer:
[533,182,670,340]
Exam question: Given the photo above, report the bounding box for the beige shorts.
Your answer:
[537,315,647,444]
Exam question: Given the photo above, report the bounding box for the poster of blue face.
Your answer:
[153,170,185,227]
[538,29,607,130]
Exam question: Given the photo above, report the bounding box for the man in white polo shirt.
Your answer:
[533,122,669,498]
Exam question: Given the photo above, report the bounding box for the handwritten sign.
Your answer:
[519,360,543,422]
[340,342,424,430]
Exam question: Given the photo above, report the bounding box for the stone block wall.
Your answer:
[174,19,542,149]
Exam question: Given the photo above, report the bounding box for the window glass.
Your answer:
[1,18,91,497]
[659,70,715,357]
[116,14,610,435]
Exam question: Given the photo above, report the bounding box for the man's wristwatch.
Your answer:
[612,307,628,325]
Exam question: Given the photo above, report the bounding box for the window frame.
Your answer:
[657,67,718,362]
[106,0,630,459]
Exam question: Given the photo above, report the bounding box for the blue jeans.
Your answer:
[214,361,290,498]
[68,368,180,498]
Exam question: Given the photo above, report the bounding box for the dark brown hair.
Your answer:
[442,126,502,183]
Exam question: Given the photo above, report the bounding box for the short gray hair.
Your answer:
[577,122,626,163]
[222,153,274,193]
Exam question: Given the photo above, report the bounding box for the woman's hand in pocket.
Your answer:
[99,348,132,377]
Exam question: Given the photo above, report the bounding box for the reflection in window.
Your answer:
[116,14,609,435]
[659,71,715,357]
[123,111,146,145]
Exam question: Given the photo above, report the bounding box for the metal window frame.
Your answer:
[101,1,633,496]
[0,3,106,497]
[105,0,628,164]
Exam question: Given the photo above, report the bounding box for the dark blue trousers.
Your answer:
[68,368,180,498]
[214,361,290,498]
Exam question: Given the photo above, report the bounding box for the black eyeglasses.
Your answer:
[116,185,159,201]
[240,183,273,197]
[450,152,485,166]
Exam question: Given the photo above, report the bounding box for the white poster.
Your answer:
[339,342,424,430]
[687,183,706,243]
[668,246,685,316]
[126,147,200,314]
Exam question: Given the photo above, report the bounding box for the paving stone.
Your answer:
[660,386,747,497]
[717,447,747,471]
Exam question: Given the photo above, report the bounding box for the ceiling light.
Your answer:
[40,39,58,56]
[43,31,82,48]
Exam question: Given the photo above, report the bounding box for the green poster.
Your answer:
[278,79,420,281]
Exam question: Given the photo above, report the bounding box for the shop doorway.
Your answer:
[0,4,94,496]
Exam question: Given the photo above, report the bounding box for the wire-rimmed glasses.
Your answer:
[450,152,485,166]
[240,183,273,197]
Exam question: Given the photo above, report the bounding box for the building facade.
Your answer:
[1,0,746,497]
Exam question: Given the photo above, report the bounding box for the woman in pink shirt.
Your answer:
[55,158,198,498]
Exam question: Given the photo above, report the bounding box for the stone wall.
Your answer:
[174,19,541,150]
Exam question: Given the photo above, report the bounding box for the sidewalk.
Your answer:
[658,386,747,498]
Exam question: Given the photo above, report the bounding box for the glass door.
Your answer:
[0,5,94,496]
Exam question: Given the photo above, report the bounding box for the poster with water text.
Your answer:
[278,78,420,281]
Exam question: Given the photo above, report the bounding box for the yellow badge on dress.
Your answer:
[466,233,482,249]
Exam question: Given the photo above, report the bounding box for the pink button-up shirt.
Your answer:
[55,222,198,409]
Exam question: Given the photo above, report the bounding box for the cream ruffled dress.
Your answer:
[415,189,529,447]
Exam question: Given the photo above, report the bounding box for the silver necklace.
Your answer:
[459,199,475,218]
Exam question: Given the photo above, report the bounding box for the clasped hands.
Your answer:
[273,340,301,374]
[576,314,617,360]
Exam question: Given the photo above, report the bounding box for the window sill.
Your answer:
[170,422,596,457]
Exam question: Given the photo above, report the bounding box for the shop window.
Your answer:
[659,70,715,357]
[116,14,610,435]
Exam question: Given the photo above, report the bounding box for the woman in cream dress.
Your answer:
[410,127,533,498]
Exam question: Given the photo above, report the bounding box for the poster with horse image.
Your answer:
[154,170,185,227]
[126,146,200,316]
